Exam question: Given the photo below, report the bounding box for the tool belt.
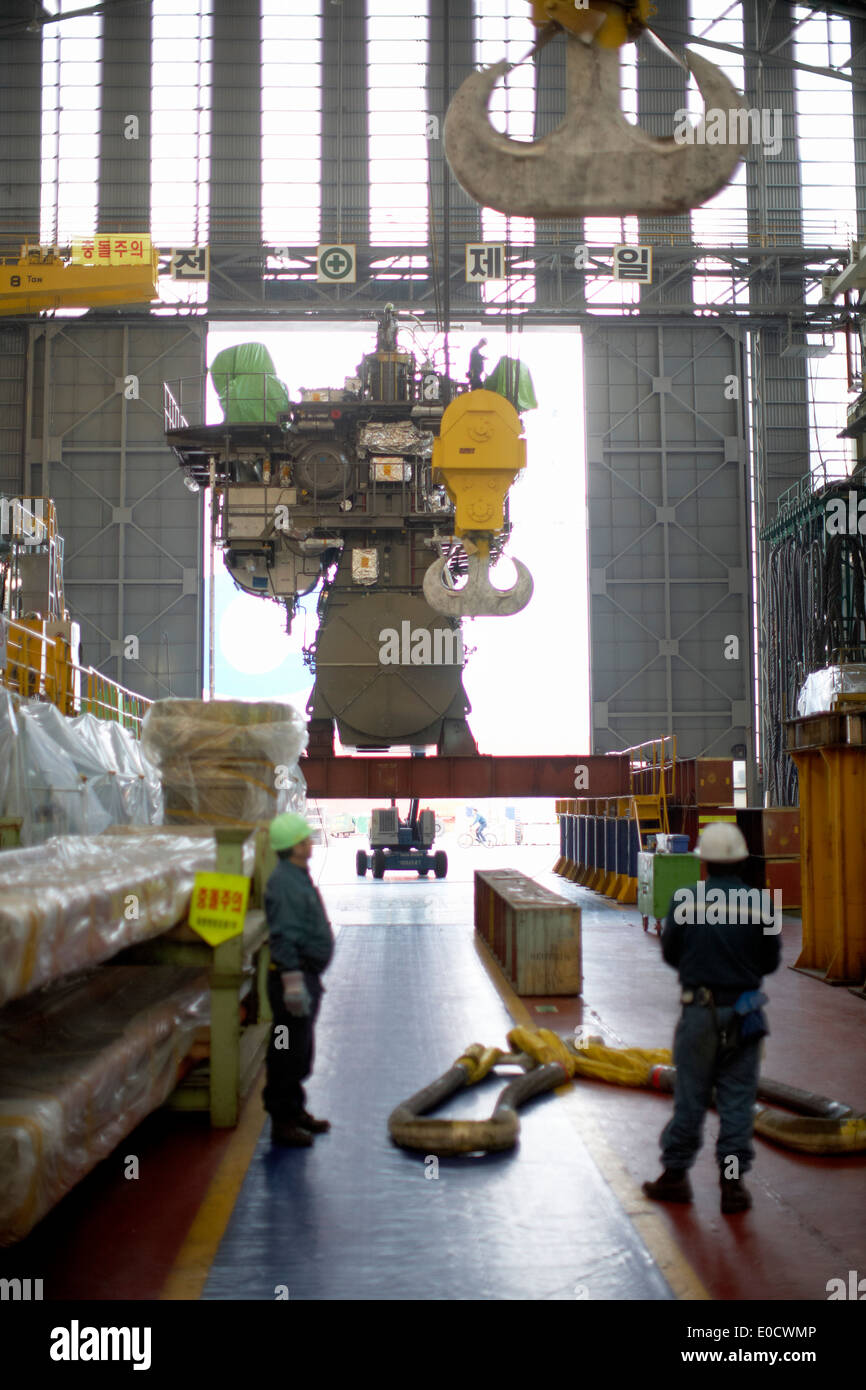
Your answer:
[681,986,768,1048]
[681,985,741,1007]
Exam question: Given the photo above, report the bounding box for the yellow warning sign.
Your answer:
[188,872,250,947]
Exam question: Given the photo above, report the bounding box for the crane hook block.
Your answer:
[530,0,652,50]
[431,389,526,540]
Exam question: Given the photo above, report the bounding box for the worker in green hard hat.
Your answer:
[263,811,335,1147]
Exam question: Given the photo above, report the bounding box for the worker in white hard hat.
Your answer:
[263,812,335,1147]
[642,821,781,1215]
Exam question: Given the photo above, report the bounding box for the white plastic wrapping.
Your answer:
[141,698,308,825]
[0,828,251,1007]
[0,965,208,1245]
[0,689,18,816]
[796,663,866,717]
[0,688,162,844]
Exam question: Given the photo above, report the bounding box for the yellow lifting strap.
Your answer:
[507,1026,580,1078]
[569,1042,672,1087]
[454,1042,505,1084]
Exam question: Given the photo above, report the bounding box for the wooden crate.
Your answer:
[475,870,581,996]
[737,807,800,858]
[674,759,734,806]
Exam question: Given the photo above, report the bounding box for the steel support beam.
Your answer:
[321,0,369,247]
[301,754,628,800]
[209,0,264,306]
[0,2,41,257]
[98,0,151,232]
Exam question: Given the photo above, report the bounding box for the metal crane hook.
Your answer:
[423,549,534,618]
[444,40,749,219]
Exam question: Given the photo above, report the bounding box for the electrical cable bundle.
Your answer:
[764,485,866,805]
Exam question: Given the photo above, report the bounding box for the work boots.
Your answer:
[642,1169,693,1203]
[720,1176,752,1214]
[271,1121,314,1148]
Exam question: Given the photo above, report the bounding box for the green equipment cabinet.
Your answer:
[637,851,699,935]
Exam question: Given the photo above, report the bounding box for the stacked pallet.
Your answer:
[0,966,208,1245]
[0,829,242,1008]
[669,758,736,843]
[141,698,308,826]
[736,808,801,908]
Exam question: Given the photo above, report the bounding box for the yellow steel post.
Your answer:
[788,718,866,984]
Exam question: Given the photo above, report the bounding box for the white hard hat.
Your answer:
[697,822,749,863]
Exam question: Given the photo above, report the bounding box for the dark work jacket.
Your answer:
[661,873,781,1002]
[265,860,334,987]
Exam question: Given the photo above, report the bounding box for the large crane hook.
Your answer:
[423,542,534,619]
[444,20,748,220]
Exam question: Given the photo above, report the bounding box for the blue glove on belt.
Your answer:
[733,989,769,1041]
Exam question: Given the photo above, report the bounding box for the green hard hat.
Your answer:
[270,812,314,852]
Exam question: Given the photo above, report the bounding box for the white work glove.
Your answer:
[280,971,311,1018]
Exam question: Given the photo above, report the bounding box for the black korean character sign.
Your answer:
[170,247,210,281]
[465,243,506,282]
[612,244,652,283]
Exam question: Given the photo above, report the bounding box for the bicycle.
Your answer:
[457,829,498,849]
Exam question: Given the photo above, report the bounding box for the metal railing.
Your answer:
[1,617,151,737]
[623,735,678,813]
[765,460,861,537]
[164,374,294,431]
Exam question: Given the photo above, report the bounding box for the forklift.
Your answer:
[356,799,448,879]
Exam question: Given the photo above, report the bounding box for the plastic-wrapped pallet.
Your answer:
[796,663,866,717]
[0,829,252,1007]
[0,688,163,844]
[0,965,209,1245]
[141,698,308,826]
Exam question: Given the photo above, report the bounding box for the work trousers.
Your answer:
[660,1002,762,1175]
[262,970,322,1125]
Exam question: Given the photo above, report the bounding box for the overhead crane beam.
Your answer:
[300,754,628,800]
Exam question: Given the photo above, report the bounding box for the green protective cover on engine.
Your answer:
[483,356,538,412]
[209,343,291,423]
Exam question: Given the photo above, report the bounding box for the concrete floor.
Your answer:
[2,833,864,1300]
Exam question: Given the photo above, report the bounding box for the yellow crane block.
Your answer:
[530,0,652,48]
[0,246,160,315]
[431,389,526,540]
